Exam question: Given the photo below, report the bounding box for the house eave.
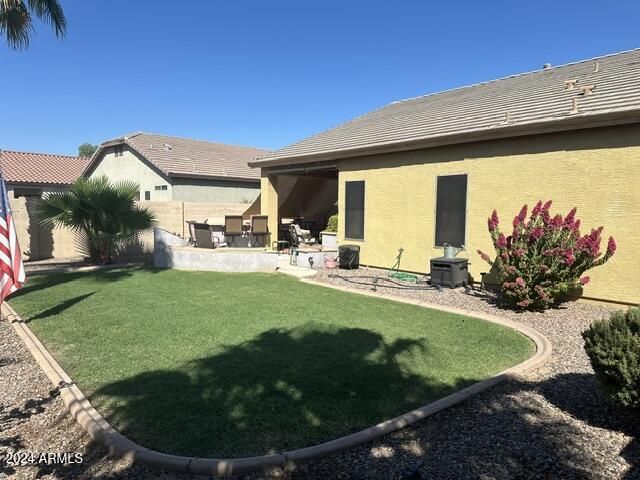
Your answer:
[169,172,261,183]
[249,109,640,169]
[6,180,71,188]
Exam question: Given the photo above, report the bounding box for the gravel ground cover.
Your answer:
[1,266,638,479]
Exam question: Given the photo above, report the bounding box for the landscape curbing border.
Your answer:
[2,278,551,477]
[24,262,145,276]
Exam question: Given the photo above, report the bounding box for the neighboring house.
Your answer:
[251,49,640,305]
[0,150,89,260]
[0,150,88,198]
[85,132,267,203]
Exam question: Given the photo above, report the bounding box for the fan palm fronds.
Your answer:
[37,176,156,264]
[1,0,66,50]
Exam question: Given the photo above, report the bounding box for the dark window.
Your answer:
[345,181,365,240]
[135,191,141,201]
[154,185,168,191]
[435,174,467,248]
[144,191,150,200]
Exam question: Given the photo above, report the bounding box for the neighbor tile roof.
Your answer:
[0,150,89,185]
[253,48,640,166]
[95,132,268,181]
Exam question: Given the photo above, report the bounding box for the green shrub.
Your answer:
[325,214,338,233]
[477,201,616,310]
[583,308,640,410]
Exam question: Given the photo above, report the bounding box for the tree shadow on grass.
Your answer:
[24,292,96,323]
[11,268,137,300]
[93,325,479,459]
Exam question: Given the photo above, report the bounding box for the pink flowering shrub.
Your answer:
[478,201,616,310]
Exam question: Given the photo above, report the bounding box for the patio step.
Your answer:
[276,254,318,278]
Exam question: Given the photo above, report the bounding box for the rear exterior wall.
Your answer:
[335,124,640,305]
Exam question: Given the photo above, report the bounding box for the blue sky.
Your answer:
[1,0,639,156]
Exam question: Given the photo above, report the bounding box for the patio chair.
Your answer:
[250,215,269,247]
[290,224,316,246]
[186,221,215,248]
[224,215,244,247]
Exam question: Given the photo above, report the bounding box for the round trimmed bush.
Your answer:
[582,307,640,410]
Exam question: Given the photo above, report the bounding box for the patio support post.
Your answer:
[262,175,279,249]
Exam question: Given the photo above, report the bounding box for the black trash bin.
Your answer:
[339,244,360,269]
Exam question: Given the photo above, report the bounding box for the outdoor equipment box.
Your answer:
[430,257,469,288]
[339,244,360,269]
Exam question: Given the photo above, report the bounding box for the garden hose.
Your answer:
[388,248,419,283]
[327,274,440,292]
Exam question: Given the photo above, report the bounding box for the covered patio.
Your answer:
[259,163,338,252]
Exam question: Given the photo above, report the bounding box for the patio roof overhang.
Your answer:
[263,163,338,178]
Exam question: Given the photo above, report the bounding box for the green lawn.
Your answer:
[9,268,534,458]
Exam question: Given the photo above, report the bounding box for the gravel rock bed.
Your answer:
[1,266,637,479]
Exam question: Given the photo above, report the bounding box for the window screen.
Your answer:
[435,174,467,247]
[144,191,151,201]
[345,181,365,240]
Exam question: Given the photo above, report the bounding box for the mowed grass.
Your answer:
[9,268,534,458]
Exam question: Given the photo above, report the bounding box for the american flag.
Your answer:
[0,169,25,302]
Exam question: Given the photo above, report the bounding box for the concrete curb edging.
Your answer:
[3,279,551,477]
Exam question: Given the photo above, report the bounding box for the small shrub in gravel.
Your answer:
[582,307,640,410]
[478,200,616,310]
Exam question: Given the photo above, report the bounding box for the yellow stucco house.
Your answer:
[250,49,640,306]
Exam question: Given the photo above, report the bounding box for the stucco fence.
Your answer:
[13,199,248,261]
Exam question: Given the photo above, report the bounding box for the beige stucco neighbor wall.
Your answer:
[12,196,81,261]
[88,146,173,201]
[258,124,640,305]
[11,198,247,261]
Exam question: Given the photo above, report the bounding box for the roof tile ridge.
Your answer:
[392,47,640,106]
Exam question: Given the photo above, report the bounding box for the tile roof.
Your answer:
[0,150,89,185]
[93,132,268,181]
[253,48,640,166]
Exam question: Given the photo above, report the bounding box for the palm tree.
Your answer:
[36,177,156,264]
[1,0,67,50]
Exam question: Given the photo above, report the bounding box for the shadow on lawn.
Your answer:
[24,292,96,323]
[12,268,137,299]
[93,325,478,459]
[12,350,637,479]
[89,332,638,480]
